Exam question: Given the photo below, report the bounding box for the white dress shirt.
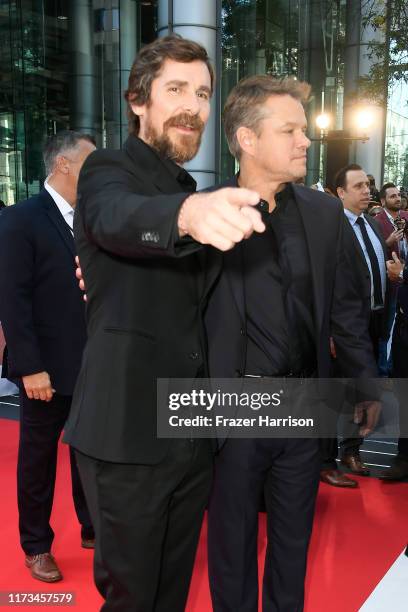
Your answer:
[44,182,74,232]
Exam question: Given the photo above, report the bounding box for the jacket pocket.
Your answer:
[103,327,156,342]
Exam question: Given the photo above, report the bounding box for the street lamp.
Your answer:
[310,106,375,191]
[315,113,332,132]
[353,107,375,141]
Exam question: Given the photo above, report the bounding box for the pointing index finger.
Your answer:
[224,187,260,208]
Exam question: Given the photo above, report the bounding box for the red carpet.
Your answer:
[1,418,407,611]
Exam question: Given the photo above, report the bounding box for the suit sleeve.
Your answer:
[76,151,201,259]
[0,209,45,378]
[330,213,378,379]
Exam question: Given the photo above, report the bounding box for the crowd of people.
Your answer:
[0,33,407,612]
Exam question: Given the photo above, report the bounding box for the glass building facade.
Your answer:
[0,0,406,203]
[0,0,156,204]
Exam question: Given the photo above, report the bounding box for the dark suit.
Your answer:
[321,211,388,467]
[64,135,213,611]
[205,181,377,612]
[340,213,389,348]
[205,184,377,380]
[0,189,93,555]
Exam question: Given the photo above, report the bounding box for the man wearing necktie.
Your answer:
[0,131,95,582]
[320,164,388,487]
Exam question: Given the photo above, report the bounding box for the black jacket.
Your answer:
[344,212,391,340]
[0,189,86,394]
[204,180,378,380]
[64,135,205,464]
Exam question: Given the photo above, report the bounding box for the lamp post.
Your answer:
[315,113,332,136]
[311,106,374,191]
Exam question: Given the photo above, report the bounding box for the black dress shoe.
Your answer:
[81,537,95,549]
[340,453,370,475]
[320,469,358,488]
[379,458,408,481]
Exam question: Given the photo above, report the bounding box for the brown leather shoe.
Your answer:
[81,537,95,549]
[341,454,370,476]
[379,459,408,481]
[320,469,358,488]
[25,553,62,582]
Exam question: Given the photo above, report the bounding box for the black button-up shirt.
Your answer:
[244,184,316,375]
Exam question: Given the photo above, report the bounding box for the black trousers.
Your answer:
[392,313,408,459]
[18,392,93,555]
[76,438,213,612]
[208,438,320,612]
[320,310,383,468]
[319,380,362,470]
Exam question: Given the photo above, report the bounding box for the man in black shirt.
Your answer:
[64,36,264,611]
[205,75,380,612]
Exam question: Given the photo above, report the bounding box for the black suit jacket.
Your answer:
[64,135,205,464]
[204,180,378,380]
[0,190,86,394]
[343,211,390,339]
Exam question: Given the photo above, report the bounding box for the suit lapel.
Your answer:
[42,190,76,258]
[225,244,246,321]
[292,185,325,336]
[150,165,185,195]
[365,213,388,260]
[124,135,185,195]
[345,217,368,271]
[378,211,394,240]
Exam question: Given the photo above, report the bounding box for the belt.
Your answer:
[244,370,315,379]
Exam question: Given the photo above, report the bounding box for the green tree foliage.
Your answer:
[359,0,408,103]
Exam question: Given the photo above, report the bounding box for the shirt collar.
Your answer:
[384,208,396,225]
[344,207,365,225]
[44,181,74,218]
[275,183,293,207]
[162,158,197,193]
[234,174,293,214]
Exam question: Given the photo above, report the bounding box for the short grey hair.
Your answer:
[223,75,311,160]
[43,130,96,175]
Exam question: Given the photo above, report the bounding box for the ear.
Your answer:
[54,155,70,175]
[337,186,345,200]
[129,101,146,120]
[236,126,257,157]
